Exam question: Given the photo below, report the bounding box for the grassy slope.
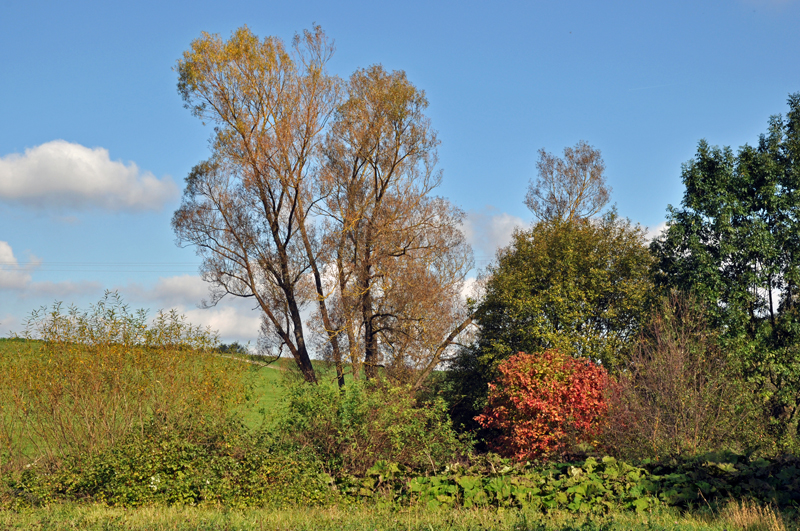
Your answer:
[1,339,256,463]
[0,339,334,434]
[237,355,374,429]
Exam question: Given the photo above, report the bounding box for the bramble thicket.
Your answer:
[2,24,800,528]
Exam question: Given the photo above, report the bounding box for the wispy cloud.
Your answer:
[0,241,102,298]
[0,313,21,337]
[182,305,261,344]
[645,221,669,241]
[463,207,526,264]
[121,274,261,344]
[21,280,104,299]
[0,241,37,290]
[125,274,210,308]
[0,140,178,211]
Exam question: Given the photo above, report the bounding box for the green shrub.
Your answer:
[274,377,469,475]
[3,418,334,508]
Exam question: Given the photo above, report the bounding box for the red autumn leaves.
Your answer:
[475,350,609,462]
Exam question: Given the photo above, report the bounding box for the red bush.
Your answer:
[475,350,609,461]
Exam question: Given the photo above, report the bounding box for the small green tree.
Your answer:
[477,212,653,370]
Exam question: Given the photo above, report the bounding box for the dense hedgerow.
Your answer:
[336,452,800,518]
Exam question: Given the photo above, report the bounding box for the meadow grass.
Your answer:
[236,356,373,429]
[0,335,246,470]
[0,502,789,531]
[0,338,340,452]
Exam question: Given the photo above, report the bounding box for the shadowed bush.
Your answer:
[603,292,762,459]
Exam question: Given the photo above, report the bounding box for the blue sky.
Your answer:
[1,0,799,345]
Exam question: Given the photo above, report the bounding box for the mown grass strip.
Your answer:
[0,503,781,531]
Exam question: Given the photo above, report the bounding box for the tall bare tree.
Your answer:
[320,66,474,383]
[525,140,611,223]
[174,29,473,387]
[173,26,343,383]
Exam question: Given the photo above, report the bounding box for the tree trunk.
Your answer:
[360,227,379,380]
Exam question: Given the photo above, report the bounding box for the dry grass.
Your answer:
[0,503,753,531]
[720,499,786,531]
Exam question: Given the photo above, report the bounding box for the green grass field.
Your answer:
[233,354,365,429]
[1,502,789,530]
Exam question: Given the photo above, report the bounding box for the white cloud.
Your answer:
[645,221,668,242]
[459,276,486,303]
[0,241,102,298]
[121,274,261,343]
[126,274,209,308]
[182,305,261,344]
[463,207,526,263]
[0,314,21,337]
[0,241,35,290]
[0,140,178,211]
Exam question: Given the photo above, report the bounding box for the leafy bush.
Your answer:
[3,418,334,508]
[338,452,800,517]
[604,293,761,459]
[475,350,610,462]
[0,292,246,471]
[274,378,469,475]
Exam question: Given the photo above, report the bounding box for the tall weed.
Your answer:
[720,499,786,531]
[0,292,246,471]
